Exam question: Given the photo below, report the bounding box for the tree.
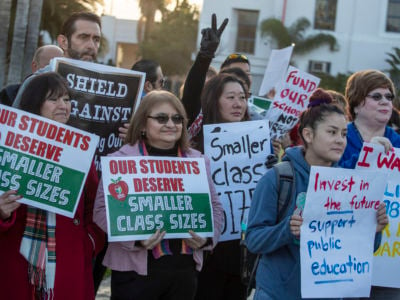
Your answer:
[260,17,337,55]
[0,0,12,87]
[385,47,400,108]
[23,0,44,78]
[138,0,167,42]
[7,0,29,85]
[139,0,198,76]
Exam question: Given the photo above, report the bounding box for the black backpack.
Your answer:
[240,160,295,296]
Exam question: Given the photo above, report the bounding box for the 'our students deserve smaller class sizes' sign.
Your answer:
[101,156,215,242]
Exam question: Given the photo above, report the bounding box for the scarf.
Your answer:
[20,206,56,299]
[188,111,203,141]
[139,141,194,259]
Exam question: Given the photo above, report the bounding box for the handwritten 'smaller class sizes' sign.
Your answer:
[300,166,388,298]
[356,143,400,288]
[203,120,270,241]
[101,156,215,242]
[266,66,320,138]
[0,104,99,217]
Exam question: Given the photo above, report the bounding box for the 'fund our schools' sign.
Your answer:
[0,104,99,218]
[300,166,387,298]
[356,143,400,288]
[266,66,320,138]
[204,120,270,241]
[101,156,214,241]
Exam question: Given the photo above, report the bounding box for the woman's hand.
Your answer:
[140,229,166,249]
[183,230,207,250]
[118,123,129,140]
[376,203,389,233]
[370,136,393,153]
[0,190,22,220]
[290,214,303,238]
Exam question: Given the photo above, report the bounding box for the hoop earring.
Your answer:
[141,131,146,138]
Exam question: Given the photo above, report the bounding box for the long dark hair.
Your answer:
[19,72,69,116]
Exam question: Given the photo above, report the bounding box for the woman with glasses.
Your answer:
[0,72,104,300]
[339,69,400,169]
[339,70,400,299]
[93,90,223,300]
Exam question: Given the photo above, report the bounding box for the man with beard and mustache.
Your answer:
[57,12,101,62]
[13,12,102,108]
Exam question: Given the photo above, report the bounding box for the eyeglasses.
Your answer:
[366,93,395,102]
[226,53,249,62]
[153,77,166,88]
[147,113,184,125]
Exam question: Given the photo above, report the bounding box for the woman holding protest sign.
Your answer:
[193,73,252,300]
[339,69,400,168]
[93,90,223,300]
[339,70,400,299]
[245,88,388,299]
[0,72,104,300]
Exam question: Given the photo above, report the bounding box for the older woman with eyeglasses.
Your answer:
[339,69,400,169]
[94,90,223,300]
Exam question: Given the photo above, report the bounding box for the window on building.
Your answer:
[235,9,259,54]
[308,60,331,74]
[387,0,400,32]
[314,0,337,30]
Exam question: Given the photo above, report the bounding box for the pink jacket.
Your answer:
[93,143,223,275]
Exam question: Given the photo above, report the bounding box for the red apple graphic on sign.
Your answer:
[108,177,128,202]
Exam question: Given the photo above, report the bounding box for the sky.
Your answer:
[102,0,203,20]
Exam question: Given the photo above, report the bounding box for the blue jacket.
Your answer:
[246,146,381,299]
[339,122,400,168]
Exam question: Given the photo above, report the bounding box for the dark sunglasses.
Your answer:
[147,113,184,125]
[366,93,395,102]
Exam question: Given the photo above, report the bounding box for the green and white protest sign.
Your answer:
[101,156,214,241]
[300,166,387,298]
[356,142,400,288]
[0,104,99,218]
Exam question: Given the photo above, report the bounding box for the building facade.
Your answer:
[198,0,400,94]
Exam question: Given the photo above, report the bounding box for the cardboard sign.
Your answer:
[258,45,293,97]
[50,57,145,173]
[204,120,270,241]
[0,104,99,217]
[101,156,214,242]
[266,66,320,138]
[300,166,387,298]
[356,143,400,288]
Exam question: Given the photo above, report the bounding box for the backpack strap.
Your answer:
[273,160,295,223]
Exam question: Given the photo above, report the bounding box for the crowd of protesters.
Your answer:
[0,10,398,300]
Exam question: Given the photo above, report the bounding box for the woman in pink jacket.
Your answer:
[94,90,223,300]
[0,72,105,300]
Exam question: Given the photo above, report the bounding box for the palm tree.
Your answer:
[7,0,30,85]
[260,17,337,55]
[23,0,44,78]
[0,0,12,88]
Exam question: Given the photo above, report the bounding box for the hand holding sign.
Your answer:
[184,230,208,249]
[370,136,392,153]
[140,229,166,250]
[376,203,389,232]
[290,214,303,238]
[0,190,22,220]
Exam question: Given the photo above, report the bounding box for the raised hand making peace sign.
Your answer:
[199,13,229,58]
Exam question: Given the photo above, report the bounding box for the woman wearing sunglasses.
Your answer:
[339,70,400,299]
[339,69,400,169]
[93,90,223,300]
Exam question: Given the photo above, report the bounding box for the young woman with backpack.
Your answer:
[245,88,388,299]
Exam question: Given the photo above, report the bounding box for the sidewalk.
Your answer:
[95,276,111,300]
